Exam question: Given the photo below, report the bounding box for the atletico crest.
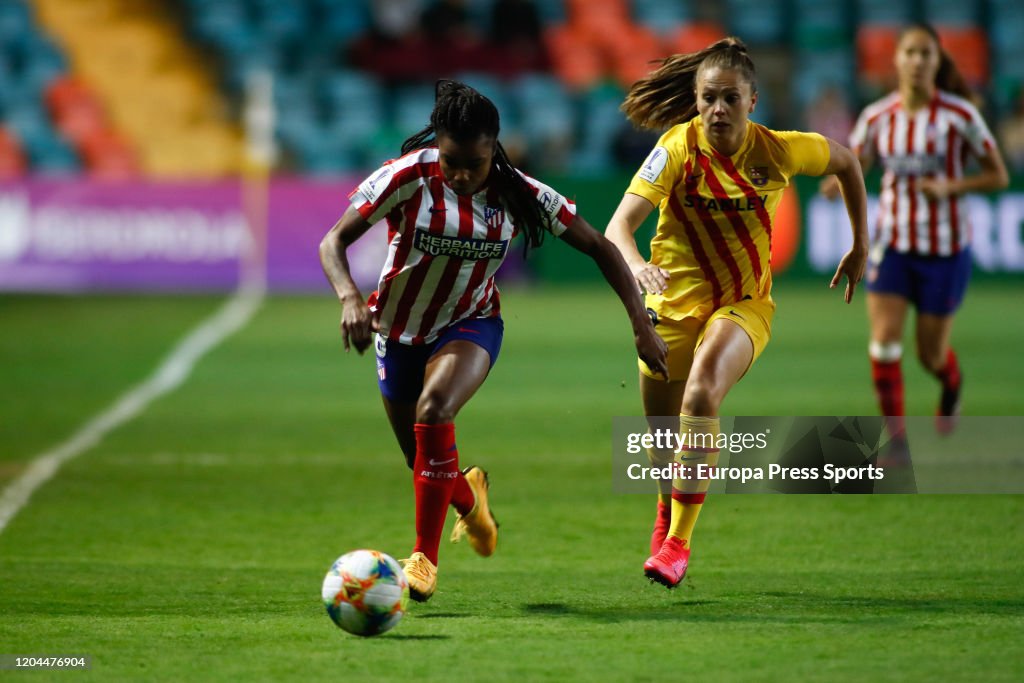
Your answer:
[484,204,505,229]
[748,166,769,187]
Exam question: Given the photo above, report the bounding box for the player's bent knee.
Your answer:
[916,348,945,374]
[681,382,719,417]
[415,392,456,425]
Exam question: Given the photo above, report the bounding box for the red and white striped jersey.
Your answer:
[349,147,576,344]
[849,90,996,256]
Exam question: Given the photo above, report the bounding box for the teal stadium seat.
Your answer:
[920,0,981,29]
[394,84,440,138]
[855,0,913,26]
[792,0,852,50]
[509,74,574,168]
[632,0,692,37]
[315,0,370,44]
[6,103,79,174]
[724,0,787,45]
[793,49,856,108]
[572,83,626,176]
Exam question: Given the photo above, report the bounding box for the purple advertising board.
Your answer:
[0,177,398,293]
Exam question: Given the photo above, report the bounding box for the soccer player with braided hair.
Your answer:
[320,80,668,602]
[605,37,869,588]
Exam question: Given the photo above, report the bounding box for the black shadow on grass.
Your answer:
[378,634,451,641]
[757,592,1024,617]
[414,612,473,619]
[522,600,717,622]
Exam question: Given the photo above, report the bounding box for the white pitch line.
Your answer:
[0,284,265,536]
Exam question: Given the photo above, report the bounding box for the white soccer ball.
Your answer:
[322,550,409,637]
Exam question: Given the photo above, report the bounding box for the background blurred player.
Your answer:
[822,23,1009,445]
[320,80,667,602]
[605,37,868,588]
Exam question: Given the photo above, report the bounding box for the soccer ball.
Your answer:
[321,550,409,637]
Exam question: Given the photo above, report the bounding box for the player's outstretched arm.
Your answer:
[604,193,668,294]
[819,150,872,200]
[822,138,870,303]
[561,214,669,379]
[319,205,378,354]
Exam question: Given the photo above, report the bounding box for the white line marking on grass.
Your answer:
[0,285,265,536]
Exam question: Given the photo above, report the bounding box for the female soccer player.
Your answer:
[320,80,668,602]
[823,23,1008,441]
[605,37,869,588]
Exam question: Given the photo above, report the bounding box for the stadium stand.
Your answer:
[1,0,1022,177]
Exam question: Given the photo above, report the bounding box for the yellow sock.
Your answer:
[668,414,720,548]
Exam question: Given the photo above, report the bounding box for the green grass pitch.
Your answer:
[1,280,1022,681]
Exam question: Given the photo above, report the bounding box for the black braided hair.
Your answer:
[400,79,554,256]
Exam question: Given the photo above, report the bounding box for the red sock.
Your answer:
[871,358,905,439]
[936,348,961,391]
[450,471,474,516]
[412,423,459,565]
[671,492,707,505]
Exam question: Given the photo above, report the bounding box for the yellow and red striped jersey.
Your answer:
[627,117,829,320]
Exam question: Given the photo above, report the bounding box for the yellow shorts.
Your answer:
[639,296,775,381]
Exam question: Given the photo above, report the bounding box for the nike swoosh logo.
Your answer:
[428,206,446,213]
[728,310,744,320]
[457,327,480,334]
[428,457,456,466]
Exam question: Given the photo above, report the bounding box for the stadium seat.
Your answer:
[78,127,140,180]
[856,24,900,90]
[394,85,438,137]
[724,0,787,45]
[452,72,515,125]
[25,131,80,175]
[632,0,691,37]
[793,49,856,108]
[321,69,383,114]
[508,74,574,168]
[544,24,604,91]
[564,0,629,39]
[989,0,1024,83]
[608,24,664,88]
[0,126,27,178]
[792,0,851,51]
[920,0,980,29]
[314,0,371,44]
[664,22,728,57]
[572,82,625,175]
[935,26,988,88]
[248,0,310,44]
[534,0,566,25]
[855,0,913,26]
